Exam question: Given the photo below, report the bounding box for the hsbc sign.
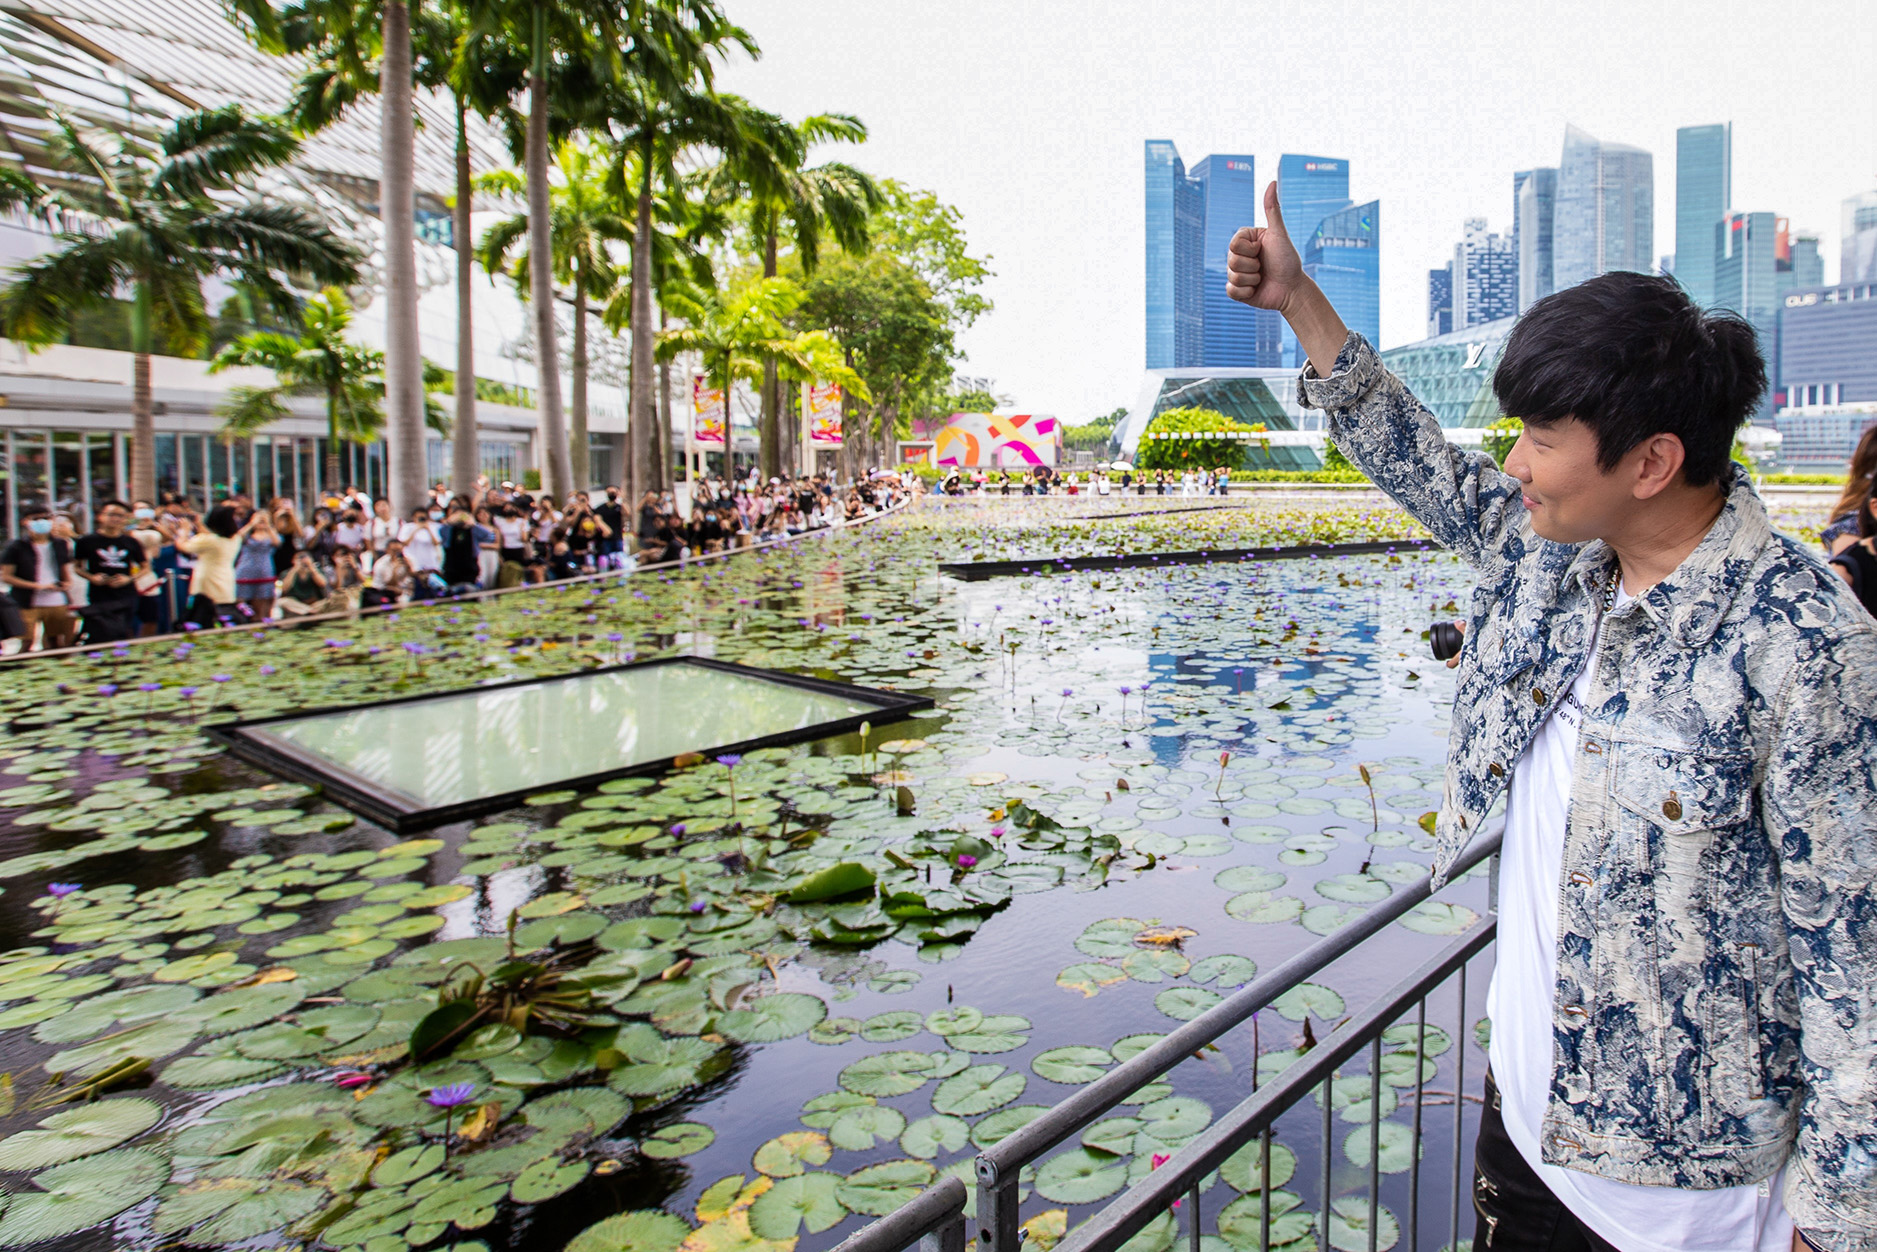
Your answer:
[1304,161,1340,172]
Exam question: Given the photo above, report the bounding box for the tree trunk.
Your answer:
[326,381,342,490]
[571,280,589,490]
[450,89,479,499]
[527,3,572,502]
[129,282,154,502]
[656,304,672,492]
[758,225,780,482]
[381,0,426,515]
[627,145,655,504]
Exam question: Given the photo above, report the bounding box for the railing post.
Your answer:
[924,1213,966,1252]
[977,1157,1021,1252]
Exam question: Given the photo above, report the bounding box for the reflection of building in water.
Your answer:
[806,557,846,629]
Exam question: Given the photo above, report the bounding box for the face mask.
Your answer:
[428,510,443,521]
[133,507,155,520]
[27,519,52,536]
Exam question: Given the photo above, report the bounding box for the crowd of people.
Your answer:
[0,467,915,653]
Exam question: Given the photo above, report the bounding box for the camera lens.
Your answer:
[1430,621,1464,662]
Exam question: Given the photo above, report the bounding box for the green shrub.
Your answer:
[1482,416,1522,466]
[1137,408,1251,471]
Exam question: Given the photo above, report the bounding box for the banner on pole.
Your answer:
[806,382,843,446]
[692,375,726,446]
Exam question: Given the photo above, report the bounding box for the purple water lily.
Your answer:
[427,1082,476,1108]
[46,883,81,897]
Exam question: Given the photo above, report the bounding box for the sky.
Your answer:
[715,0,1877,422]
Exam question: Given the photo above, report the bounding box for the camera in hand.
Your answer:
[1430,621,1464,662]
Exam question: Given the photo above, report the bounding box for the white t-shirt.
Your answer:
[333,521,365,550]
[1489,584,1793,1252]
[493,516,526,548]
[367,516,397,555]
[397,521,441,572]
[30,540,66,607]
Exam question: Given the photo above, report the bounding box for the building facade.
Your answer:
[1277,155,1355,366]
[1674,123,1732,307]
[1380,317,1520,428]
[1842,190,1877,286]
[1554,124,1654,291]
[1452,218,1518,328]
[1514,167,1557,312]
[1306,201,1381,350]
[1145,143,1274,368]
[1428,265,1454,337]
[1778,282,1877,410]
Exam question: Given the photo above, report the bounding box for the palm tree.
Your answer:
[476,139,629,489]
[657,278,867,448]
[286,2,525,499]
[716,105,882,479]
[237,0,426,514]
[0,108,360,503]
[211,287,386,478]
[586,3,753,502]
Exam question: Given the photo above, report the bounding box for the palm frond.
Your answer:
[0,234,131,345]
[289,62,371,133]
[217,384,293,438]
[155,106,300,200]
[192,202,361,286]
[475,213,527,277]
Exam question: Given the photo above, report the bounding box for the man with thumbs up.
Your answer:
[1229,182,1875,1252]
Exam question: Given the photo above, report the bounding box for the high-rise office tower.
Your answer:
[1145,141,1282,368]
[1305,200,1380,349]
[1428,265,1453,337]
[1675,123,1732,306]
[1278,155,1357,364]
[1145,141,1203,368]
[1191,155,1280,368]
[1844,190,1877,285]
[1554,124,1654,291]
[1514,168,1557,312]
[1452,218,1518,328]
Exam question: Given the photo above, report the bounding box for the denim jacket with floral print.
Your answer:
[1298,332,1877,1251]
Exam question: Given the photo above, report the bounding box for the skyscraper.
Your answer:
[1675,123,1732,307]
[1554,124,1654,291]
[1191,155,1280,368]
[1428,265,1453,337]
[1145,141,1280,368]
[1844,190,1877,285]
[1278,155,1356,365]
[1145,141,1200,368]
[1452,218,1518,328]
[1514,168,1557,312]
[1305,200,1380,349]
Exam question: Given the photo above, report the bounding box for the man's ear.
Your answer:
[1630,433,1687,500]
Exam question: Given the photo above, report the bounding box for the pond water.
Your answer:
[0,497,1497,1252]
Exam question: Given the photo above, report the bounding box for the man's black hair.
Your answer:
[1492,271,1766,487]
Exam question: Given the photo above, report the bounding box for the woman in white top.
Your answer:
[367,498,398,556]
[397,505,443,573]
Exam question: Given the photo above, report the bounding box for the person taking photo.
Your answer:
[1227,181,1875,1252]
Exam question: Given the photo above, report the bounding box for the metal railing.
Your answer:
[831,825,1504,1252]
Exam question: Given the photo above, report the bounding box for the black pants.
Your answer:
[1474,1072,1619,1252]
[81,601,136,643]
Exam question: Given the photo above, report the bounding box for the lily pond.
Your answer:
[0,495,1495,1252]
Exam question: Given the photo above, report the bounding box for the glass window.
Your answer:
[0,431,12,539]
[13,430,48,516]
[155,432,179,504]
[298,438,315,510]
[366,441,383,499]
[88,431,118,517]
[183,434,207,510]
[53,430,85,526]
[254,434,275,505]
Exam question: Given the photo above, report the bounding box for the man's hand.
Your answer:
[1226,181,1306,313]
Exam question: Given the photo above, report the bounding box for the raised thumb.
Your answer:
[1263,180,1287,238]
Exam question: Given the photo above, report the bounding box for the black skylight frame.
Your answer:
[208,656,934,833]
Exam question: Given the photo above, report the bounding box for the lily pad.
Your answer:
[1269,982,1345,1022]
[1343,1120,1418,1174]
[859,1010,924,1042]
[838,1051,936,1098]
[1188,954,1259,987]
[932,1064,1025,1116]
[970,1104,1049,1149]
[0,1147,169,1246]
[1032,1045,1114,1085]
[1153,986,1222,1021]
[0,1098,163,1169]
[718,993,827,1044]
[828,1105,907,1151]
[1056,962,1127,998]
[565,1210,692,1252]
[835,1159,936,1216]
[749,1172,847,1238]
[1220,1140,1298,1192]
[512,1158,591,1203]
[1122,949,1190,983]
[753,1131,832,1178]
[1074,917,1146,959]
[1034,1148,1129,1205]
[1224,892,1306,924]
[1398,901,1480,936]
[1328,1194,1400,1251]
[899,1114,970,1159]
[1137,1096,1211,1143]
[641,1122,716,1159]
